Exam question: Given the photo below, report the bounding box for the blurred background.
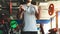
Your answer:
[0,0,60,34]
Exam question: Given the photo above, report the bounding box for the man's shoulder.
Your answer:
[32,4,38,7]
[19,4,26,6]
[32,5,38,10]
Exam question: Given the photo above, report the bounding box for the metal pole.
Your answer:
[56,12,59,34]
[10,0,12,15]
[51,18,52,29]
[56,12,58,29]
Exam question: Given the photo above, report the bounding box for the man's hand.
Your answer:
[19,5,25,11]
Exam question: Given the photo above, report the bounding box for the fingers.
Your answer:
[19,5,25,11]
[20,5,24,9]
[20,5,23,8]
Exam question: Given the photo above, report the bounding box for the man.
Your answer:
[19,0,40,34]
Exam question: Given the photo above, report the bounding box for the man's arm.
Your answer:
[35,6,40,20]
[18,5,24,19]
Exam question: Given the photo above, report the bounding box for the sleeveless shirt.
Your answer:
[22,4,37,31]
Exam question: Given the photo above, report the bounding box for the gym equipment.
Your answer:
[48,4,54,16]
[10,20,18,29]
[48,28,57,34]
[10,0,12,15]
[36,20,50,24]
[0,13,10,34]
[0,0,24,34]
[36,20,50,34]
[0,30,3,34]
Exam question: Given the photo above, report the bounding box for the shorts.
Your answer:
[16,19,23,24]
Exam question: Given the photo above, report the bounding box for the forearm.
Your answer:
[19,9,24,19]
[35,11,40,20]
[19,11,24,19]
[35,6,40,20]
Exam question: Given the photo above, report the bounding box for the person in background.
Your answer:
[19,0,40,34]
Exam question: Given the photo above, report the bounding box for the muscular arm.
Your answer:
[35,6,40,20]
[18,5,24,19]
